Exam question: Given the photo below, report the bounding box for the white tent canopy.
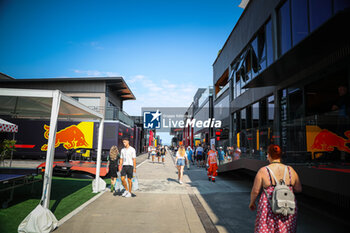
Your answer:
[0,88,105,232]
[0,118,18,133]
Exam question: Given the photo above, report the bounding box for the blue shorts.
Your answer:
[177,159,185,166]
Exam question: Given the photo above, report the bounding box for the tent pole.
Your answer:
[41,91,61,209]
[94,118,104,193]
[9,133,15,167]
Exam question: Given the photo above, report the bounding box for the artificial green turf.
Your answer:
[0,176,108,233]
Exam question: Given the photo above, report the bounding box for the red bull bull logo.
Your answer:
[306,125,350,158]
[311,129,350,153]
[41,124,89,151]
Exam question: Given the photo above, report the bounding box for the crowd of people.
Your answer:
[107,139,302,232]
[172,144,242,169]
[169,143,241,183]
[147,145,167,164]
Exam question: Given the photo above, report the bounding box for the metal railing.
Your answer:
[87,106,134,127]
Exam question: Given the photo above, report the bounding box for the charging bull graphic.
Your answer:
[311,129,350,153]
[306,126,350,158]
[41,122,93,151]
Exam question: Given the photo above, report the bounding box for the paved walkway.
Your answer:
[55,150,207,233]
[54,150,350,233]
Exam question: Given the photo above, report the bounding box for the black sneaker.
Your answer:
[208,177,211,181]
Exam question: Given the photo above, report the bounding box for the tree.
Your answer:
[0,139,16,166]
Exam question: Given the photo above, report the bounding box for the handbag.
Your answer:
[114,172,123,192]
[132,174,139,191]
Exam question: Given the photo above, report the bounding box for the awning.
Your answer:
[0,118,18,133]
[0,88,105,232]
[0,88,103,119]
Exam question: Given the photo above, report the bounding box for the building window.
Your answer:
[251,26,267,78]
[236,111,241,132]
[268,95,275,125]
[235,72,241,98]
[334,0,350,14]
[215,69,229,97]
[247,105,252,129]
[309,0,332,32]
[278,0,292,56]
[291,0,309,46]
[259,98,267,127]
[230,79,235,101]
[266,20,274,66]
[241,108,246,130]
[72,97,100,110]
[252,102,259,128]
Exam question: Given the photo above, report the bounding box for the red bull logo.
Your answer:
[311,129,350,153]
[41,124,89,151]
[306,126,350,158]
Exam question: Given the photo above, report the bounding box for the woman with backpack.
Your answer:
[249,144,302,233]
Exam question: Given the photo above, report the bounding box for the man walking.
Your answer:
[119,137,136,198]
[196,144,204,167]
[218,147,225,165]
[207,144,218,182]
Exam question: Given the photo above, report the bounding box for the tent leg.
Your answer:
[41,91,61,209]
[9,133,15,167]
[93,118,105,193]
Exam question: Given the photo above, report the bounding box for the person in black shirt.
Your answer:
[108,145,120,192]
[160,146,166,164]
[204,145,210,168]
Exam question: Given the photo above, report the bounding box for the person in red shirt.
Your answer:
[206,144,218,182]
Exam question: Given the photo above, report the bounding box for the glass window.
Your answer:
[236,111,241,132]
[241,108,246,130]
[278,0,292,56]
[259,98,267,126]
[230,79,235,101]
[268,95,275,124]
[74,97,100,107]
[266,20,274,66]
[251,37,260,78]
[291,0,309,46]
[258,29,266,60]
[235,72,241,98]
[334,0,350,13]
[309,0,332,32]
[288,87,303,120]
[233,113,237,132]
[247,105,252,129]
[252,102,259,128]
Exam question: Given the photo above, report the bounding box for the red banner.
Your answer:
[149,130,153,146]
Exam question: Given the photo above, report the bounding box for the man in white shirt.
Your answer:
[119,137,136,198]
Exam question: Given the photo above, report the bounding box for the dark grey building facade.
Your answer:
[213,0,350,206]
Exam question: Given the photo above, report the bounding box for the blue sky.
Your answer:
[0,0,243,143]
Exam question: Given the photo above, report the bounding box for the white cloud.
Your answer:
[73,69,120,77]
[123,75,197,116]
[127,75,145,83]
[89,41,104,50]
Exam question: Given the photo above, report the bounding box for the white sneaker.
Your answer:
[122,190,128,197]
[179,181,183,184]
[125,192,132,198]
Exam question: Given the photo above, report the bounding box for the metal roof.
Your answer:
[0,76,136,101]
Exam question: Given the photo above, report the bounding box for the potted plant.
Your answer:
[0,139,16,166]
